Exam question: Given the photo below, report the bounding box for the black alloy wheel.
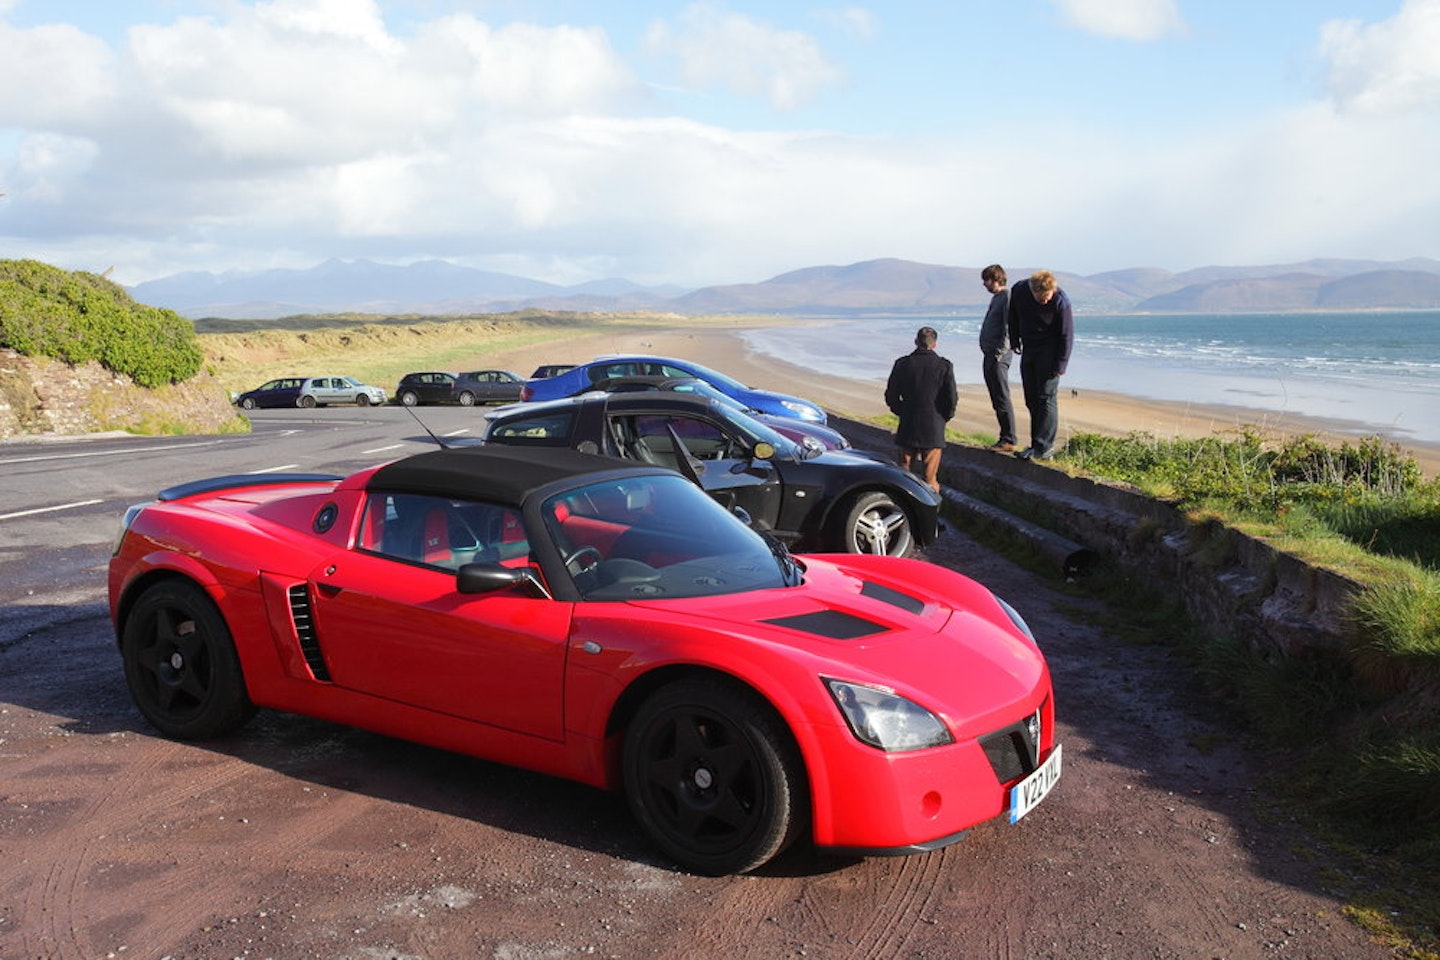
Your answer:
[121,580,255,740]
[623,677,806,875]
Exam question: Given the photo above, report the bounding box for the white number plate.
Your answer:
[1009,743,1062,823]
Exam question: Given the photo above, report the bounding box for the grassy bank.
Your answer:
[1048,430,1440,957]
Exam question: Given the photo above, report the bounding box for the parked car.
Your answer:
[454,369,525,405]
[298,376,386,407]
[395,371,459,406]
[583,376,852,451]
[109,444,1060,875]
[529,363,577,379]
[483,391,938,555]
[521,355,827,423]
[395,370,523,406]
[234,377,305,409]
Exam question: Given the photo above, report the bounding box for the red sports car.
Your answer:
[108,445,1061,875]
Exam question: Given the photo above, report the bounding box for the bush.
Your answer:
[0,259,202,387]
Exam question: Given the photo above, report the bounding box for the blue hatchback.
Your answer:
[520,355,827,422]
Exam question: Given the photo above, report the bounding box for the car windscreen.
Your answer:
[542,474,789,600]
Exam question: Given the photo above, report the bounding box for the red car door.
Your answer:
[305,549,573,741]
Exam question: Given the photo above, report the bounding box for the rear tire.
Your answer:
[121,580,255,740]
[623,677,806,875]
[458,391,477,406]
[300,395,317,408]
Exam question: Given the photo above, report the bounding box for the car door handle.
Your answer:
[315,582,343,598]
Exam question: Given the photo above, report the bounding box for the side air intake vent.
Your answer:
[287,584,332,681]
[979,709,1042,784]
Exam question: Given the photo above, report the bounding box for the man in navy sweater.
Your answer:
[1007,269,1074,460]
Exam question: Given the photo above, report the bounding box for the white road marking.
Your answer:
[443,429,471,437]
[0,439,228,465]
[363,443,406,454]
[248,464,300,474]
[0,499,105,521]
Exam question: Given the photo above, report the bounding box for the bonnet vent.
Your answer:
[860,580,925,614]
[762,610,885,640]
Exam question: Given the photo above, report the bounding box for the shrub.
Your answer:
[0,259,203,387]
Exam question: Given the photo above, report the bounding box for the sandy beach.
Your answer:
[468,315,1440,479]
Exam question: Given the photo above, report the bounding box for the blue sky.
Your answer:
[1,0,1437,288]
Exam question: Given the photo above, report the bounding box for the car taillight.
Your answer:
[520,386,533,401]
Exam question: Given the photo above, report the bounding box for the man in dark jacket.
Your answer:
[1007,269,1073,460]
[884,326,958,492]
[979,264,1016,451]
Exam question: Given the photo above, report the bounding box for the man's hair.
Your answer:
[1030,270,1057,294]
[981,264,1006,285]
[915,326,938,348]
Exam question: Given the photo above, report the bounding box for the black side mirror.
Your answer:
[457,562,549,599]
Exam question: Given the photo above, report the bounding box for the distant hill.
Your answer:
[130,256,1440,319]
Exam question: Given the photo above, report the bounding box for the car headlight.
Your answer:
[824,678,954,752]
[994,595,1037,643]
[780,400,821,420]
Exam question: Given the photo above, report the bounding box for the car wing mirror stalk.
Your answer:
[663,424,706,486]
[457,562,551,599]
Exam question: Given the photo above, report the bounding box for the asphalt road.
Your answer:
[0,407,1394,959]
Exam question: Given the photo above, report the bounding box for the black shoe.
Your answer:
[1015,447,1033,460]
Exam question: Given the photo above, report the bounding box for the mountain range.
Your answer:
[129,256,1440,320]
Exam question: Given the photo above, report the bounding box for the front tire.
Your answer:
[623,677,806,875]
[356,394,371,406]
[399,390,420,407]
[239,397,256,410]
[837,490,914,556]
[121,580,255,739]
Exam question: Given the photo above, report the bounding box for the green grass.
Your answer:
[1031,428,1440,956]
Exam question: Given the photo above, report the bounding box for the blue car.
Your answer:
[519,355,827,423]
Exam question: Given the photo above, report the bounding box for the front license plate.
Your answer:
[1009,743,1062,823]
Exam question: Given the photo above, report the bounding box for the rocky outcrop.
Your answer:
[0,349,242,439]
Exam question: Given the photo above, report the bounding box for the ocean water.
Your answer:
[741,311,1440,445]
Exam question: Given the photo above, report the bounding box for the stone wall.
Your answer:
[0,349,242,439]
[833,415,1363,657]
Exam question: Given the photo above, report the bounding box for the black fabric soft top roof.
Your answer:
[367,444,659,506]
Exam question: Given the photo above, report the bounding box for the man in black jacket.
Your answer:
[884,326,958,492]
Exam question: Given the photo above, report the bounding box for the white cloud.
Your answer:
[1051,0,1185,42]
[817,6,877,42]
[643,3,845,110]
[1318,0,1440,116]
[0,21,117,125]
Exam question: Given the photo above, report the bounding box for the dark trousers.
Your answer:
[982,350,1016,445]
[1019,349,1061,455]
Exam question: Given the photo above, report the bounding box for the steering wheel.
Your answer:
[564,545,604,575]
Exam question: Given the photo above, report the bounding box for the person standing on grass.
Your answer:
[1007,269,1073,460]
[884,325,958,493]
[979,264,1017,451]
